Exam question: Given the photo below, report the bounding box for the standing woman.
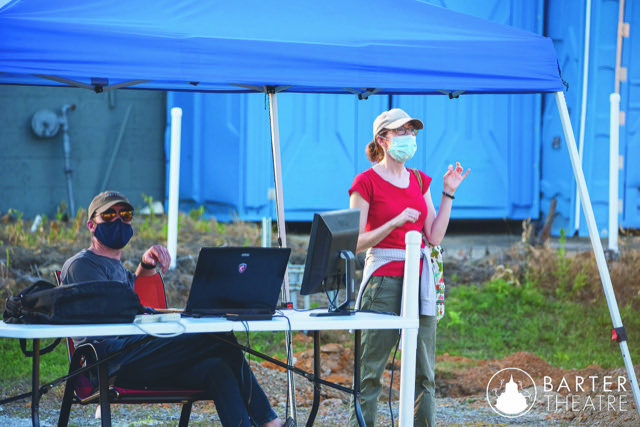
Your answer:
[348,109,469,427]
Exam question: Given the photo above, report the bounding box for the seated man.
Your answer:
[61,190,282,427]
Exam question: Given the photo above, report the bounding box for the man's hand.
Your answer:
[142,245,172,274]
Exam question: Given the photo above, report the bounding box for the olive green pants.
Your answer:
[349,275,437,427]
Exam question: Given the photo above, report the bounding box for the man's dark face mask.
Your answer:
[94,219,133,249]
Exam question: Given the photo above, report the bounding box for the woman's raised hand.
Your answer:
[443,162,470,194]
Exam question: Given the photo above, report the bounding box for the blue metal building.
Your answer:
[167,0,639,235]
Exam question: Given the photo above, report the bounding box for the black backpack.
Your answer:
[3,280,145,325]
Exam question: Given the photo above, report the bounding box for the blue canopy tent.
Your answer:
[0,0,561,94]
[1,0,638,422]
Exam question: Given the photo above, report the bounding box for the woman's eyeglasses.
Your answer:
[389,127,418,136]
[98,209,134,222]
[380,127,418,138]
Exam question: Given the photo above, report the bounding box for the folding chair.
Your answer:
[54,271,207,427]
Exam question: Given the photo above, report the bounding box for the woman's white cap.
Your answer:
[371,108,424,144]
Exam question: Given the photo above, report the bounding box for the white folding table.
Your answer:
[0,233,424,427]
[0,308,418,427]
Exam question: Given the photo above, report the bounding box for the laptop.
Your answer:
[184,247,291,320]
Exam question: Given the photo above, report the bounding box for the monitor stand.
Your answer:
[311,250,356,317]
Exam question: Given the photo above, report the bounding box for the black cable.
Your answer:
[323,282,339,311]
[239,321,255,427]
[277,310,294,423]
[209,331,356,393]
[0,335,154,406]
[389,331,401,427]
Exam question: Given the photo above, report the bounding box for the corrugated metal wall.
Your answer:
[276,94,388,219]
[166,0,640,231]
[622,0,640,229]
[404,0,544,221]
[167,0,547,223]
[541,0,589,236]
[543,0,637,236]
[166,92,388,221]
[165,92,273,220]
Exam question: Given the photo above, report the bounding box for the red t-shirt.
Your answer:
[349,168,431,276]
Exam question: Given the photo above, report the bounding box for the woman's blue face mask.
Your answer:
[94,219,133,249]
[386,135,417,162]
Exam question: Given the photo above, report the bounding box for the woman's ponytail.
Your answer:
[366,138,385,163]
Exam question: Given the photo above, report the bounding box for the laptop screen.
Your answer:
[185,247,291,315]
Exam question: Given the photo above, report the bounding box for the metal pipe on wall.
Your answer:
[608,0,627,251]
[574,0,592,235]
[609,93,620,252]
[614,0,627,95]
[60,104,76,216]
[167,107,182,270]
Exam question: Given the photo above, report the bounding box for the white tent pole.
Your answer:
[267,91,297,422]
[574,0,592,234]
[555,91,640,415]
[609,93,620,252]
[267,92,290,300]
[167,107,182,270]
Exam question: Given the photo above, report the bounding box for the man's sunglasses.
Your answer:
[97,209,134,222]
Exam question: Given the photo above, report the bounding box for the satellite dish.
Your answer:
[31,109,60,138]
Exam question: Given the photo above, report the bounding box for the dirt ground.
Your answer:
[1,214,639,425]
[259,339,638,425]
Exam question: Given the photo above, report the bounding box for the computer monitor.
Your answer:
[300,208,360,316]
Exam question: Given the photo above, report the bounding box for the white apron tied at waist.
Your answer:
[354,246,435,316]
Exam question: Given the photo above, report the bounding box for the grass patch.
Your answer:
[0,332,309,390]
[239,331,308,360]
[0,337,69,386]
[438,278,640,369]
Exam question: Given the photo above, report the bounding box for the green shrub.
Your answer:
[438,278,640,369]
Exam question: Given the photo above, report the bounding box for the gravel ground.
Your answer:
[2,344,638,427]
[2,359,636,427]
[0,396,578,427]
